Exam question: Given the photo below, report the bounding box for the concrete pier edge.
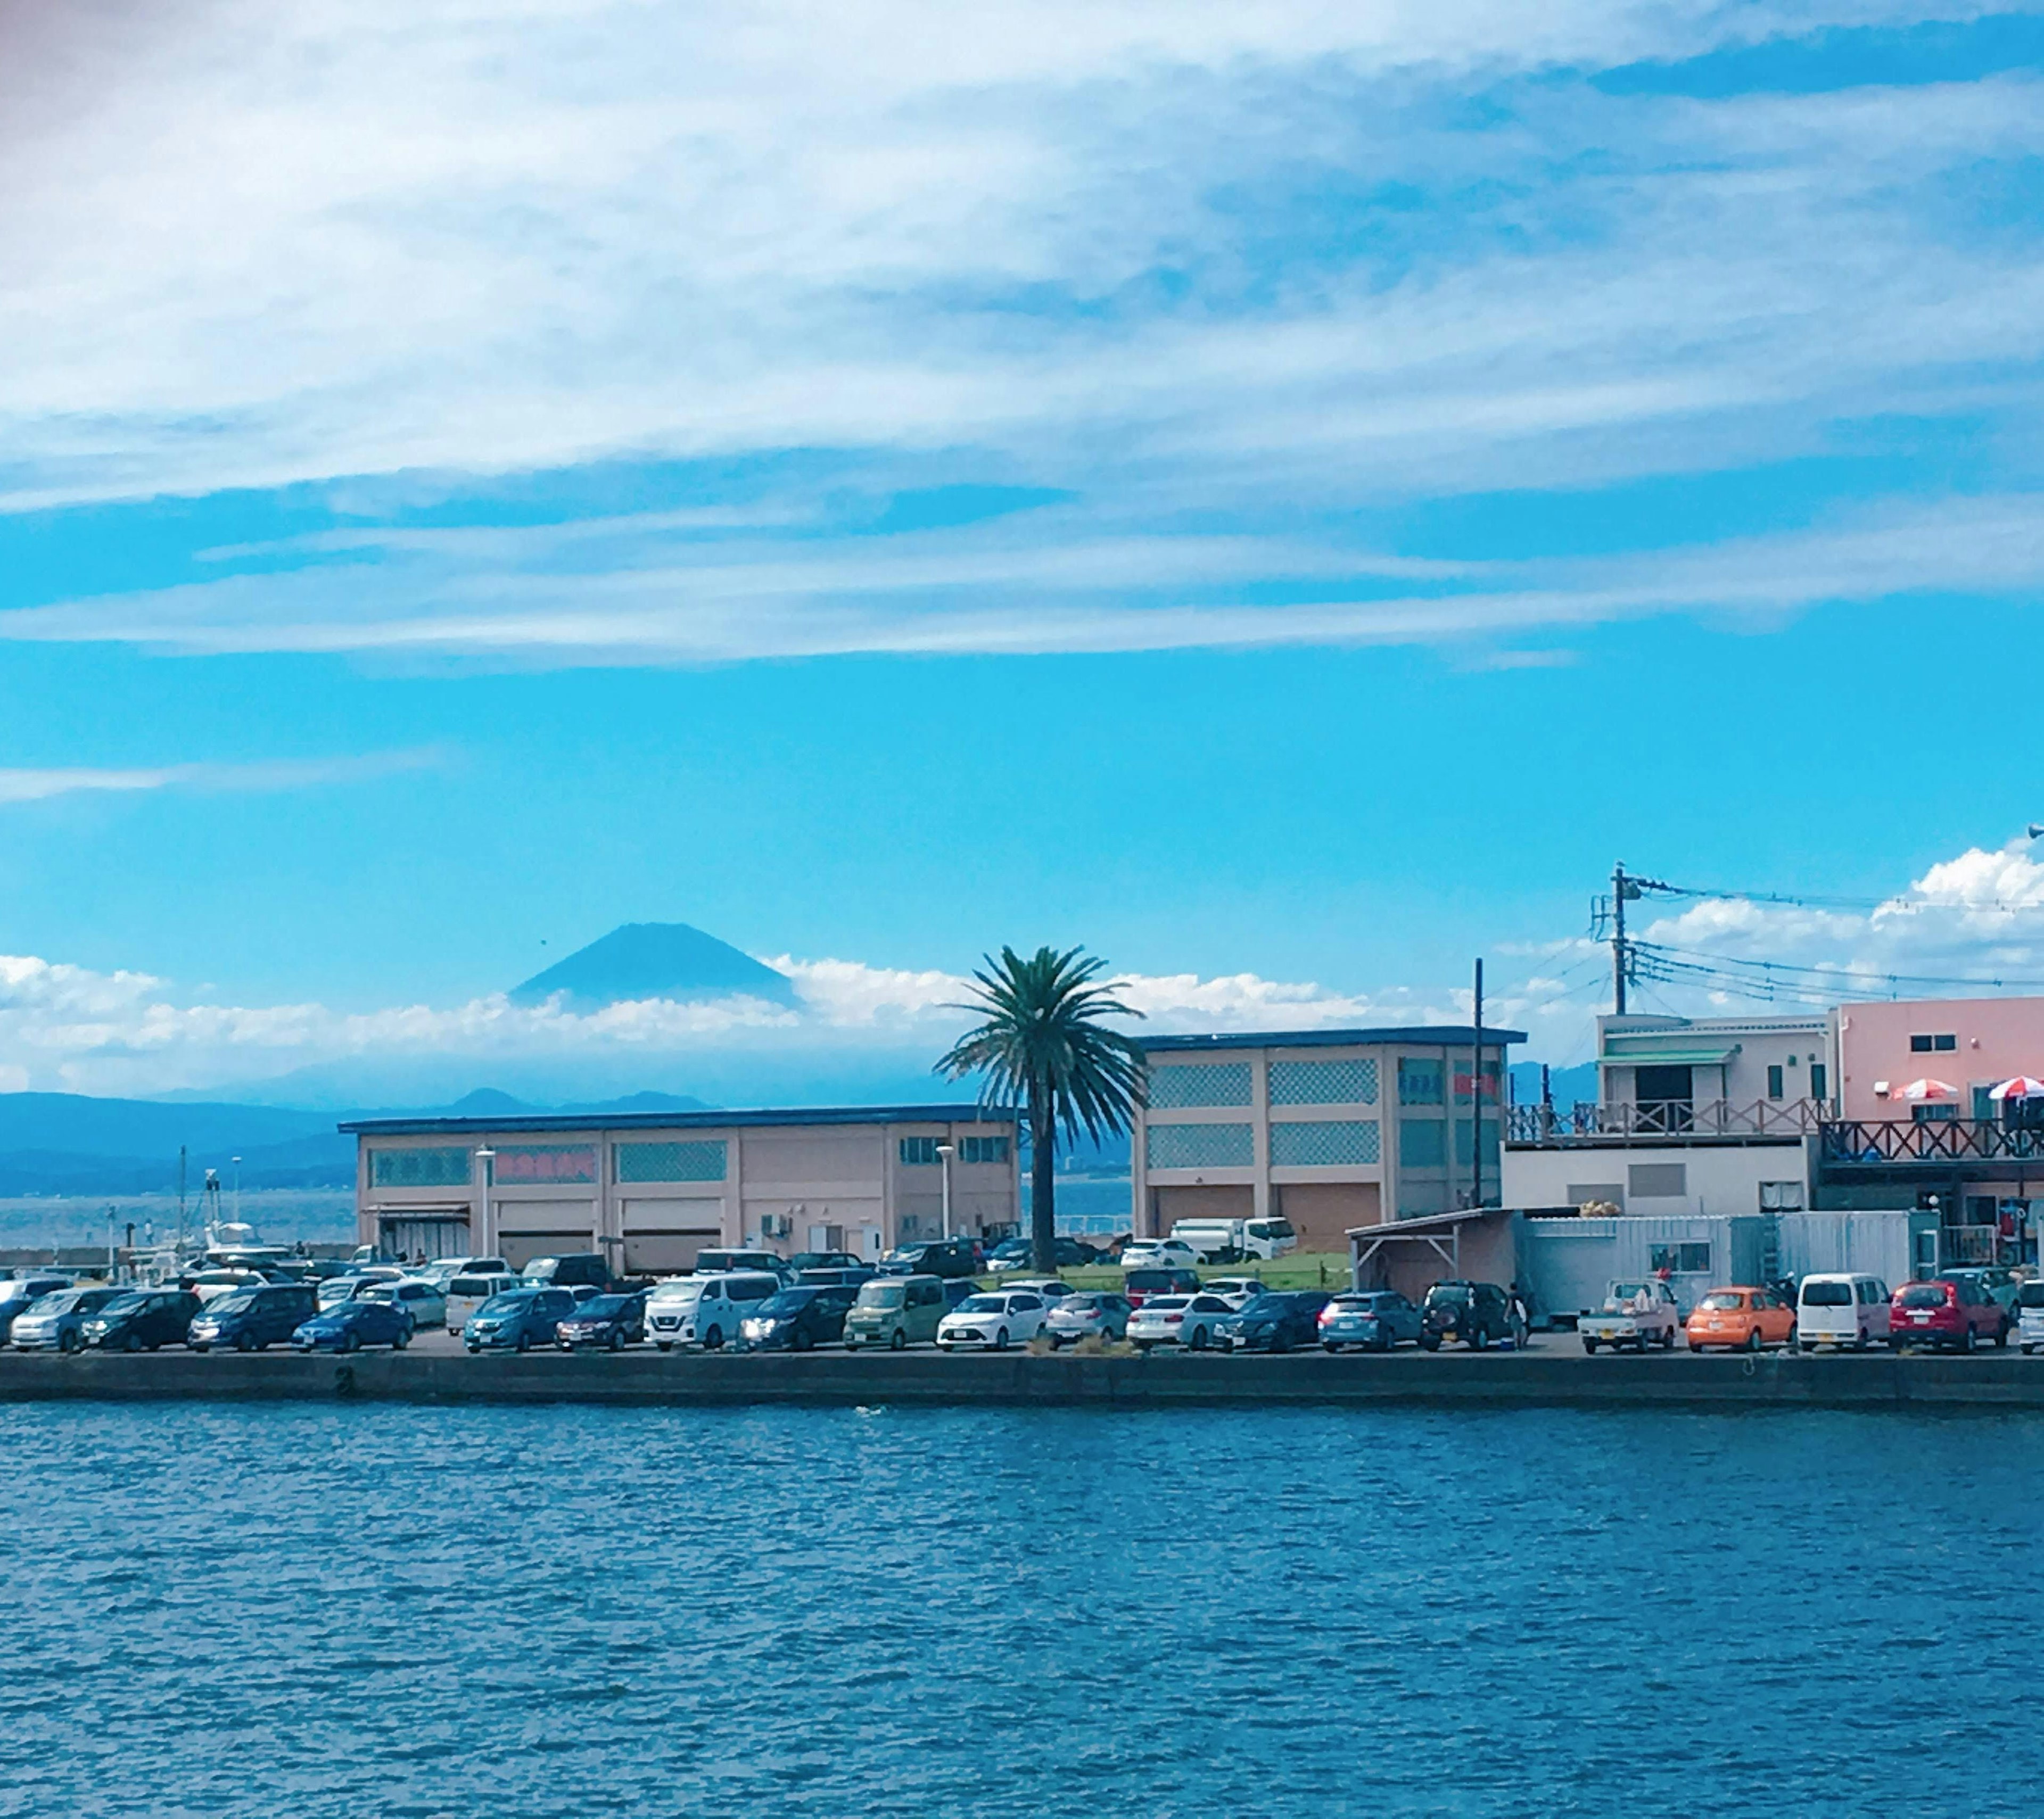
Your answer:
[4,1349,2044,1410]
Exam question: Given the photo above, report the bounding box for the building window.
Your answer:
[1399,1119,1446,1167]
[1147,1061,1254,1109]
[1268,1058,1378,1107]
[1146,1123,1255,1170]
[1909,1033,1957,1053]
[1810,1062,1827,1101]
[370,1147,472,1189]
[1911,1104,1958,1123]
[1453,1118,1501,1171]
[1767,1065,1784,1100]
[616,1140,726,1183]
[899,1136,944,1165]
[1650,1242,1712,1275]
[1760,1181,1804,1211]
[492,1144,597,1185]
[1398,1058,1444,1105]
[1270,1120,1380,1167]
[1628,1163,1687,1198]
[959,1135,1009,1165]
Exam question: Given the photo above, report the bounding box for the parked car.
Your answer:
[292,1297,415,1352]
[938,1291,1049,1351]
[986,1238,1033,1272]
[1123,1266,1201,1308]
[82,1289,204,1352]
[941,1277,984,1310]
[463,1287,577,1353]
[1044,1292,1131,1347]
[1941,1268,2021,1323]
[1579,1280,1680,1353]
[0,1274,76,1342]
[789,1251,864,1274]
[842,1274,947,1349]
[998,1276,1074,1303]
[1127,1292,1233,1352]
[738,1284,861,1351]
[1318,1290,1423,1352]
[694,1249,794,1281]
[519,1253,612,1292]
[1795,1273,1893,1350]
[185,1268,271,1307]
[988,1237,1097,1271]
[355,1279,448,1330]
[877,1238,979,1280]
[1121,1239,1199,1272]
[798,1265,877,1288]
[2020,1279,2044,1354]
[188,1284,319,1352]
[1218,1290,1330,1353]
[9,1286,125,1353]
[1202,1277,1268,1309]
[1168,1216,1299,1263]
[1421,1280,1515,1351]
[444,1271,518,1335]
[1888,1277,2005,1352]
[644,1271,781,1350]
[317,1274,368,1312]
[555,1292,648,1351]
[1685,1286,1796,1353]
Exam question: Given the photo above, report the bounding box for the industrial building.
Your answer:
[342,1105,1020,1272]
[1130,1024,1524,1253]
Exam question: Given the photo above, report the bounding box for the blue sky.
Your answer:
[3,1,2044,1100]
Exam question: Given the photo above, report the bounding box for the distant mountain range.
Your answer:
[0,1087,708,1197]
[511,922,796,1010]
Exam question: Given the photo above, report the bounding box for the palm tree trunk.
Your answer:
[1029,1092,1057,1273]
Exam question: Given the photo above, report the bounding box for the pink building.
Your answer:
[1834,997,2044,1122]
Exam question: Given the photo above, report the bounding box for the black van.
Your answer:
[878,1238,979,1280]
[188,1283,319,1352]
[520,1253,612,1291]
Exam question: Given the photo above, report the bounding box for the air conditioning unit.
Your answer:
[760,1212,792,1239]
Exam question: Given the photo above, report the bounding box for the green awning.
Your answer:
[1598,1047,1736,1066]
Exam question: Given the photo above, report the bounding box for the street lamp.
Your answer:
[475,1148,496,1260]
[936,1141,955,1242]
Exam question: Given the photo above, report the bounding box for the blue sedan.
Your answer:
[292,1299,415,1353]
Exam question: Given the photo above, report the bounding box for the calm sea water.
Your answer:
[3,1402,2040,1818]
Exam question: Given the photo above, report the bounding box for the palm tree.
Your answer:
[936,945,1146,1272]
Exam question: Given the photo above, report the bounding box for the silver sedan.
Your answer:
[1044,1292,1131,1347]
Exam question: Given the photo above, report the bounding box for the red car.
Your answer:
[1123,1266,1200,1308]
[1888,1277,2009,1352]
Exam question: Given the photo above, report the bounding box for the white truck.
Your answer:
[1579,1279,1681,1353]
[1167,1217,1299,1263]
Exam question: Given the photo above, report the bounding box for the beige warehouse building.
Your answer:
[1132,1025,1524,1253]
[343,1104,1020,1273]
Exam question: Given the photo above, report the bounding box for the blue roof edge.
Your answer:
[339,1103,1018,1137]
[1136,1026,1527,1053]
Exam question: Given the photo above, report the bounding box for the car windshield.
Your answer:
[857,1284,906,1310]
[207,1291,261,1316]
[1143,1296,1190,1312]
[955,1295,1007,1314]
[754,1291,814,1316]
[1061,1295,1105,1311]
[650,1280,704,1303]
[1125,1270,1180,1291]
[94,1293,146,1317]
[1802,1280,1855,1307]
[1898,1285,1949,1309]
[448,1277,499,1296]
[575,1296,627,1318]
[477,1293,533,1315]
[1698,1292,1747,1311]
[1426,1286,1471,1304]
[1330,1297,1377,1313]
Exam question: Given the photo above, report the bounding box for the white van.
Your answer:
[444,1270,517,1336]
[1168,1217,1299,1263]
[645,1272,781,1350]
[1794,1273,1891,1350]
[2017,1280,2044,1354]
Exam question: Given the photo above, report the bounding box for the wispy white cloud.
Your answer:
[0,749,444,805]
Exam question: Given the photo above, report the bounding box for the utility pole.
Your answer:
[1471,957,1485,1210]
[1613,861,1629,1015]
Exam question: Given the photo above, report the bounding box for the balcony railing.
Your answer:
[1507,1098,1832,1145]
[1818,1120,2044,1164]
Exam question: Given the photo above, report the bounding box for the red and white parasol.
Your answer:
[1988,1076,2044,1102]
[1893,1079,1959,1103]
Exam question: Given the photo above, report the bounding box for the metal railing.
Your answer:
[1818,1119,2044,1163]
[1507,1098,1832,1145]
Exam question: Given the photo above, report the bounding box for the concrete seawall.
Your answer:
[6,1349,2044,1410]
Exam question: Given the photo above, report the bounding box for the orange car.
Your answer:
[1685,1285,1795,1352]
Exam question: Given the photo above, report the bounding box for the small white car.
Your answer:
[189,1268,267,1307]
[1202,1277,1268,1309]
[937,1291,1048,1351]
[999,1277,1075,1303]
[1122,1239,1199,1272]
[1127,1292,1234,1352]
[357,1278,448,1329]
[2020,1280,2044,1353]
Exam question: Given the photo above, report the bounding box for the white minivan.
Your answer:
[1794,1273,1891,1350]
[2017,1280,2044,1354]
[645,1272,781,1350]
